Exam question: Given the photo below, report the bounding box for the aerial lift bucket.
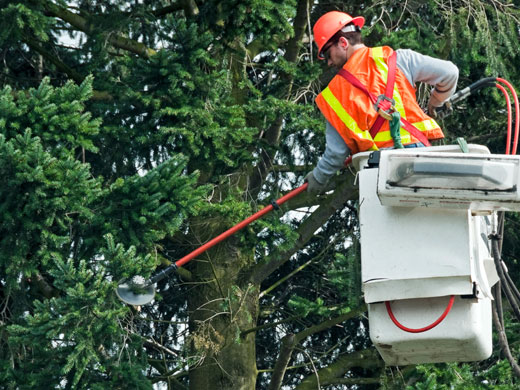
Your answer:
[353,144,520,365]
[351,75,519,365]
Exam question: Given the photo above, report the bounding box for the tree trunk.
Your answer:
[187,236,259,389]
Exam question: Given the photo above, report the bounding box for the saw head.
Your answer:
[116,275,155,306]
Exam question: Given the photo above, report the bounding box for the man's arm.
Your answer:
[312,120,351,185]
[396,49,459,110]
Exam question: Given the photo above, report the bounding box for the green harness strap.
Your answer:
[390,117,467,151]
[390,111,404,149]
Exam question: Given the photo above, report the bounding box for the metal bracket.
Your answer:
[367,151,381,168]
[374,94,396,120]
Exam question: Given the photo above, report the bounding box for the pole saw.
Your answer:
[116,183,308,305]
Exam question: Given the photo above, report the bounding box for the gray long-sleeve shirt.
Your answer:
[312,48,459,184]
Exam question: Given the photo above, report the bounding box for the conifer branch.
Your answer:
[248,0,311,194]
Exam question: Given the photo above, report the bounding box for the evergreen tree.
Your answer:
[0,1,519,389]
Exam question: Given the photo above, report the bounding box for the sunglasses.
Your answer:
[322,40,337,61]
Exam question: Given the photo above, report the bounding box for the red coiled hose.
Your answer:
[385,295,456,333]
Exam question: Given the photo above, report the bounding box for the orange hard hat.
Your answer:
[313,11,365,59]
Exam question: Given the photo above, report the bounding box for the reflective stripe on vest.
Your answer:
[320,87,375,142]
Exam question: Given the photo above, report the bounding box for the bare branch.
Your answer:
[260,236,341,298]
[41,0,156,58]
[153,0,199,17]
[294,306,366,344]
[268,333,297,390]
[240,315,301,337]
[28,272,57,299]
[22,35,83,83]
[294,349,383,390]
[266,306,366,390]
[143,337,179,357]
[259,258,313,298]
[321,377,381,386]
[22,35,114,100]
[271,165,309,173]
[249,170,358,285]
[178,0,199,17]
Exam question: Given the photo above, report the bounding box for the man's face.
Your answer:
[323,37,349,69]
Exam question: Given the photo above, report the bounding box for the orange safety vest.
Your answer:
[315,46,444,155]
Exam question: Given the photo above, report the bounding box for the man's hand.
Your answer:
[305,171,327,194]
[427,93,453,119]
[427,94,442,118]
[428,98,453,119]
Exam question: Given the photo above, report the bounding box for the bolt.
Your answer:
[131,275,147,289]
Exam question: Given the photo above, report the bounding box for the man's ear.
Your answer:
[338,36,349,50]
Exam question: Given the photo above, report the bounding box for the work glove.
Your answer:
[305,171,327,194]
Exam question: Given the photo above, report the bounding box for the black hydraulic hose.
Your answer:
[434,77,497,119]
[491,290,520,378]
[497,212,520,303]
[448,77,497,105]
[490,228,520,323]
[490,219,520,378]
[503,267,520,303]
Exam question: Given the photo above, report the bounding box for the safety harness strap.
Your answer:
[369,50,397,137]
[337,52,431,147]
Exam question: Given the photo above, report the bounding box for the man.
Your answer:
[306,10,459,193]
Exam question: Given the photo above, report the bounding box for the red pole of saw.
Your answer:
[149,183,308,284]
